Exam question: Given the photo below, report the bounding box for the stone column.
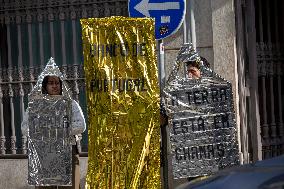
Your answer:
[211,0,241,160]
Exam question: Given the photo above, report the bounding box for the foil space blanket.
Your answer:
[81,16,161,189]
[163,44,240,179]
[28,97,72,186]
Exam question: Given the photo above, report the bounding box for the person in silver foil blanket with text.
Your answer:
[160,44,210,183]
[160,45,210,126]
[21,58,86,189]
[161,43,239,184]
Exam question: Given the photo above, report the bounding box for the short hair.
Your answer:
[186,56,210,69]
[186,60,200,69]
[42,75,62,95]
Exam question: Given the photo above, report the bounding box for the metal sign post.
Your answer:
[129,1,186,188]
[157,39,169,189]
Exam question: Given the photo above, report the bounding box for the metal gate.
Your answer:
[255,0,284,159]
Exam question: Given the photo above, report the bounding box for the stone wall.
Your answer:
[0,157,88,189]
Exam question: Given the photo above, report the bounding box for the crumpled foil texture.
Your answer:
[27,58,73,186]
[81,16,160,189]
[164,44,240,179]
[28,97,72,186]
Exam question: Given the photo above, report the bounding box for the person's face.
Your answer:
[46,76,61,95]
[187,65,201,79]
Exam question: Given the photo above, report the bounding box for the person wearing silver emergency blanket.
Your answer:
[160,44,208,126]
[160,44,207,183]
[162,43,239,180]
[21,58,86,189]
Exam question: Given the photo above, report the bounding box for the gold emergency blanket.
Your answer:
[81,16,160,189]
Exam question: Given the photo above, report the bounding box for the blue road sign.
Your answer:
[129,0,186,40]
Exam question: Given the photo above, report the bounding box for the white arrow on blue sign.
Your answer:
[129,0,186,40]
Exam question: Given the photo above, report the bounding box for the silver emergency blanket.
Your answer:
[27,57,73,186]
[163,44,239,179]
[28,97,72,185]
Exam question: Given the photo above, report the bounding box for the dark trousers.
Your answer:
[35,145,81,189]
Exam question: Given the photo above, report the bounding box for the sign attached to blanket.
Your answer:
[81,16,160,188]
[28,97,72,185]
[163,44,240,179]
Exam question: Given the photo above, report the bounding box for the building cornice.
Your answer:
[0,0,128,24]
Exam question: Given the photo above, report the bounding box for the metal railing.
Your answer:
[256,42,284,159]
[0,0,128,157]
[255,0,284,159]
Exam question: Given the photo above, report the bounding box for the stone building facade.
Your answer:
[0,0,283,188]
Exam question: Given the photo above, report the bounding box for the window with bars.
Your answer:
[255,0,284,159]
[0,19,88,155]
